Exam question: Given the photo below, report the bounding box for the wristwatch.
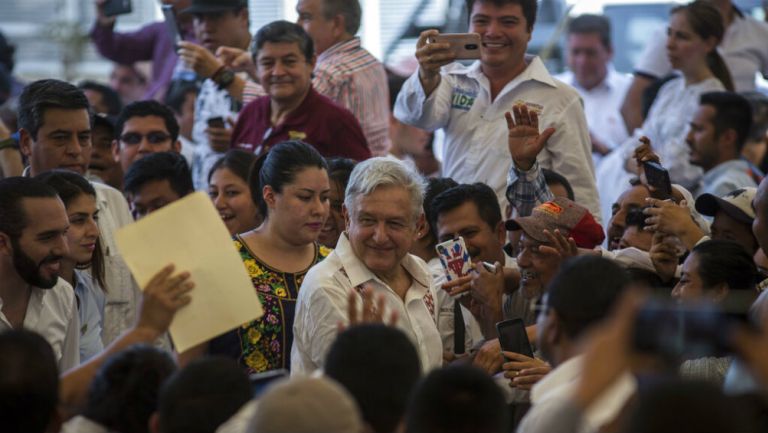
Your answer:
[213,67,236,90]
[0,137,17,151]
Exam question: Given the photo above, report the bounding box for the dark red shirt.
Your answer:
[231,87,371,161]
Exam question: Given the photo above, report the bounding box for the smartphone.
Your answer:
[436,237,472,282]
[632,299,751,360]
[207,116,226,129]
[103,0,132,17]
[161,4,183,48]
[497,318,534,358]
[428,33,482,60]
[643,161,673,201]
[249,369,288,397]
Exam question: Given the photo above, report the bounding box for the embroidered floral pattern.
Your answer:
[225,236,329,374]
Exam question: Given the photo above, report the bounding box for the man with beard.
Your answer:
[0,177,80,371]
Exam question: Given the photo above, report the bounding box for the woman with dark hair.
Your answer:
[208,149,262,236]
[675,239,758,384]
[182,141,332,373]
[318,157,356,248]
[36,170,106,362]
[598,0,732,212]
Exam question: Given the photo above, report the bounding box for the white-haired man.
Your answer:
[292,157,442,374]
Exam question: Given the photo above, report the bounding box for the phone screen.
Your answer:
[497,318,534,358]
[643,161,673,201]
[207,117,226,129]
[104,0,132,17]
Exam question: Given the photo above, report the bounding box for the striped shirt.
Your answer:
[314,37,391,156]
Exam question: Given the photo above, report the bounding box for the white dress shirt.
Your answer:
[635,12,768,91]
[517,355,636,433]
[394,56,600,221]
[596,77,724,226]
[291,234,443,375]
[554,67,632,165]
[0,278,80,372]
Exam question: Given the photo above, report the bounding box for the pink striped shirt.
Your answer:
[313,37,391,156]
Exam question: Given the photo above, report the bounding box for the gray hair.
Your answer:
[344,157,425,223]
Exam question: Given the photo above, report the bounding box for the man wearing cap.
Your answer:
[646,187,759,260]
[687,91,761,198]
[508,197,605,302]
[175,0,265,190]
[89,113,123,190]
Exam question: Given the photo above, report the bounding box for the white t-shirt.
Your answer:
[634,12,768,91]
[0,278,80,372]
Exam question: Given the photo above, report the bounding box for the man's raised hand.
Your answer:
[505,104,555,171]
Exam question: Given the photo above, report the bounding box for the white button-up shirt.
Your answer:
[0,278,80,372]
[635,12,768,91]
[291,234,443,375]
[554,67,632,165]
[394,56,600,221]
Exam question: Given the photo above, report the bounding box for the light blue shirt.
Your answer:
[74,270,106,362]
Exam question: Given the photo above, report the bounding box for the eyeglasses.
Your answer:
[120,132,172,145]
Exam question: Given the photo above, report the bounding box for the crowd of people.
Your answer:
[2,0,768,432]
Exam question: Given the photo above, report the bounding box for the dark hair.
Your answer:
[18,79,91,140]
[671,1,734,92]
[253,20,314,62]
[699,92,752,152]
[84,345,176,433]
[78,80,123,116]
[327,156,357,194]
[547,256,629,339]
[321,0,362,35]
[0,330,59,433]
[115,100,180,142]
[430,183,502,235]
[465,0,538,31]
[35,170,106,291]
[542,168,575,201]
[691,239,756,292]
[423,177,460,245]
[0,177,59,241]
[325,324,422,433]
[163,80,199,115]
[567,14,611,49]
[405,365,507,433]
[742,91,768,144]
[158,357,251,433]
[208,149,258,184]
[124,152,193,198]
[249,140,328,216]
[625,206,649,231]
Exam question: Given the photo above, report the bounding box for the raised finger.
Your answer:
[347,289,359,325]
[518,104,531,127]
[512,104,523,126]
[375,292,387,322]
[504,111,514,131]
[530,109,539,130]
[417,29,439,49]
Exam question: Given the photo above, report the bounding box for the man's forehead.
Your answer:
[21,197,68,230]
[40,108,91,130]
[470,1,524,17]
[258,42,303,58]
[123,115,170,132]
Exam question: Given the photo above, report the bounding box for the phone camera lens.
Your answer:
[465,44,478,50]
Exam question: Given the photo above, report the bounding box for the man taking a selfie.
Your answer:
[394,0,600,220]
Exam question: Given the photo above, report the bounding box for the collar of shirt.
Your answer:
[448,55,557,94]
[265,86,322,131]
[334,233,431,295]
[317,37,361,63]
[560,64,622,93]
[700,158,750,186]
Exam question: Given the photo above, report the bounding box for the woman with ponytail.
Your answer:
[597,0,731,222]
[180,140,332,374]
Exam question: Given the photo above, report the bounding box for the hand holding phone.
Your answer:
[497,318,534,358]
[436,237,472,282]
[643,161,673,201]
[162,4,183,48]
[427,33,482,60]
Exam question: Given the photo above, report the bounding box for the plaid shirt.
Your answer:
[506,161,554,217]
[314,37,391,156]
